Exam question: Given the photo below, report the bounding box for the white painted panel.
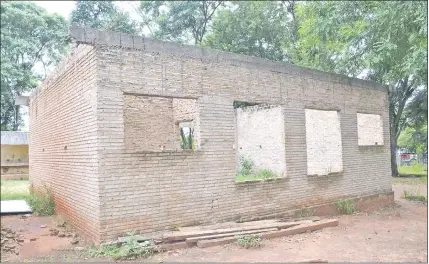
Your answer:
[305,109,343,175]
[357,113,384,146]
[236,105,286,176]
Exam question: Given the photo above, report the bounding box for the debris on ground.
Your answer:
[70,239,79,245]
[158,218,339,249]
[1,225,22,256]
[49,228,59,236]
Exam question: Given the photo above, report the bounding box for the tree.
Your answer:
[204,1,296,62]
[398,88,428,154]
[295,1,427,176]
[138,1,224,45]
[397,125,427,154]
[1,2,69,130]
[70,1,138,34]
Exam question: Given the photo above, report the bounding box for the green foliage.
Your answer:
[0,180,30,201]
[235,157,280,183]
[336,199,356,215]
[254,169,277,180]
[295,1,427,176]
[71,1,138,34]
[402,191,427,202]
[179,127,195,150]
[235,234,262,249]
[88,233,155,260]
[27,185,55,216]
[139,1,224,45]
[398,125,428,154]
[204,1,296,61]
[238,156,254,177]
[1,2,69,130]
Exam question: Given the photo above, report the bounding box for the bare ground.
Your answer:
[1,178,427,263]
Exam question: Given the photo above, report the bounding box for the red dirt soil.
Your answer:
[0,215,87,262]
[0,181,427,262]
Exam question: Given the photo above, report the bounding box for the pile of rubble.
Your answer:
[44,221,81,245]
[1,225,22,255]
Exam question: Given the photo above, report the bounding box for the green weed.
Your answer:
[238,156,254,176]
[88,232,155,260]
[402,190,427,202]
[26,185,55,216]
[235,157,281,182]
[255,169,277,180]
[336,199,356,215]
[235,234,262,249]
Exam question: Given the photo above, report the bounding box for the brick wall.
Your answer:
[93,36,391,241]
[124,95,176,152]
[29,44,101,242]
[123,95,200,152]
[31,27,393,243]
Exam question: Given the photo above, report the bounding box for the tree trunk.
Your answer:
[390,125,399,177]
[12,105,19,131]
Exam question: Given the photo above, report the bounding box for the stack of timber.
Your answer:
[159,217,338,250]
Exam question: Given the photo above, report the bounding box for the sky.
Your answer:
[32,1,141,20]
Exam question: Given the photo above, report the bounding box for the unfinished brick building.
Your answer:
[29,27,393,243]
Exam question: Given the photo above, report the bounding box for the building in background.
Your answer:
[1,131,29,180]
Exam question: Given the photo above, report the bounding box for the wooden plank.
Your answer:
[196,219,338,248]
[163,220,313,242]
[300,260,328,263]
[284,216,322,222]
[185,227,278,244]
[196,236,237,248]
[261,219,339,239]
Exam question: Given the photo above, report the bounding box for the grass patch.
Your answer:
[235,234,262,249]
[402,190,427,203]
[398,163,428,177]
[336,199,356,215]
[235,157,281,183]
[1,180,55,215]
[0,180,30,200]
[88,233,155,260]
[26,185,55,216]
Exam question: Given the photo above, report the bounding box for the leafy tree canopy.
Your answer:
[398,124,427,154]
[204,1,296,62]
[294,1,427,175]
[71,1,138,34]
[1,2,68,130]
[138,1,224,45]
